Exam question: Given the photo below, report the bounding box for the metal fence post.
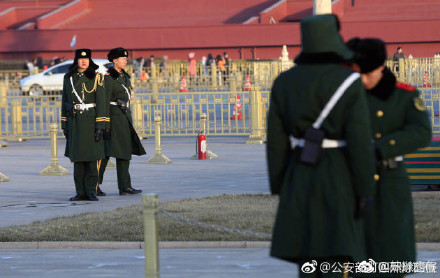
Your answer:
[211,63,217,90]
[40,123,70,175]
[146,113,172,164]
[246,88,264,144]
[229,75,237,93]
[106,159,116,169]
[0,81,7,106]
[151,66,158,103]
[398,58,405,81]
[0,82,8,147]
[131,98,147,139]
[143,194,160,278]
[10,99,23,142]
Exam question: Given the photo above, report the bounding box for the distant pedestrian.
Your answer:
[188,52,197,85]
[201,56,208,76]
[160,55,169,78]
[26,59,35,75]
[216,54,225,86]
[392,46,405,72]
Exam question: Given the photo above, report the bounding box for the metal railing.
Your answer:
[1,58,440,141]
[0,88,269,140]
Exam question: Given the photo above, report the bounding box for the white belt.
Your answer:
[290,136,347,149]
[394,156,403,161]
[73,103,96,110]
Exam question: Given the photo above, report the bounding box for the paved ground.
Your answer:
[0,248,439,278]
[0,136,439,278]
[0,136,268,227]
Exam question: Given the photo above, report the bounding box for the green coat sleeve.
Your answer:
[94,74,107,130]
[343,80,376,198]
[104,75,111,130]
[266,77,291,195]
[61,77,68,129]
[376,90,432,158]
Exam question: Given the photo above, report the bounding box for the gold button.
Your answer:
[375,133,382,139]
[376,110,384,117]
[374,174,380,181]
[389,139,396,146]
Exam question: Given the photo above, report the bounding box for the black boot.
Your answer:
[69,194,86,201]
[97,186,106,196]
[119,187,142,195]
[87,194,99,201]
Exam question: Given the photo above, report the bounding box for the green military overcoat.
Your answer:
[104,67,146,160]
[61,70,106,162]
[363,68,431,270]
[267,63,376,263]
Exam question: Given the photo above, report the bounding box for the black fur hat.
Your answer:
[67,48,99,79]
[74,49,91,60]
[108,47,128,62]
[346,38,387,73]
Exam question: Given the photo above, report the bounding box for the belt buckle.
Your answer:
[74,104,81,110]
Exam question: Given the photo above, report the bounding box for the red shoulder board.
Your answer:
[105,73,110,75]
[396,82,415,92]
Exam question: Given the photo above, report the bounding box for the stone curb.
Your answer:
[0,241,271,249]
[0,242,438,250]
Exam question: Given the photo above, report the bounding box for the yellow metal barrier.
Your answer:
[145,113,172,164]
[1,58,440,141]
[40,123,70,176]
[142,194,160,278]
[0,171,9,182]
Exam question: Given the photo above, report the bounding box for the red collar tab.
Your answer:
[396,82,415,92]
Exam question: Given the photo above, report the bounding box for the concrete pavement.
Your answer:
[0,247,439,278]
[0,136,268,227]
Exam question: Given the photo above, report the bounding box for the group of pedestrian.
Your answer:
[61,48,146,202]
[25,56,66,75]
[267,14,431,278]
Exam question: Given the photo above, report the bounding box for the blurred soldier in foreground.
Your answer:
[98,47,146,196]
[61,49,107,201]
[267,14,376,277]
[347,38,431,277]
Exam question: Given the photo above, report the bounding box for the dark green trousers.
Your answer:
[74,161,100,195]
[99,157,131,190]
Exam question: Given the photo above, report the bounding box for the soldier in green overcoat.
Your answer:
[347,38,431,277]
[97,47,146,196]
[61,49,108,201]
[267,15,377,277]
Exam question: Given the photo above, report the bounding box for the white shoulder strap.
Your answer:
[121,84,131,100]
[70,77,84,104]
[313,72,360,129]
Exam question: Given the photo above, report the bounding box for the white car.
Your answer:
[20,59,112,96]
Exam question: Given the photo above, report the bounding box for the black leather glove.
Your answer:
[103,128,111,141]
[94,129,103,142]
[355,197,373,219]
[63,128,68,139]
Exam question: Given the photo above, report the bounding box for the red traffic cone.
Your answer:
[231,95,243,120]
[179,76,188,92]
[243,75,252,91]
[423,71,431,88]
